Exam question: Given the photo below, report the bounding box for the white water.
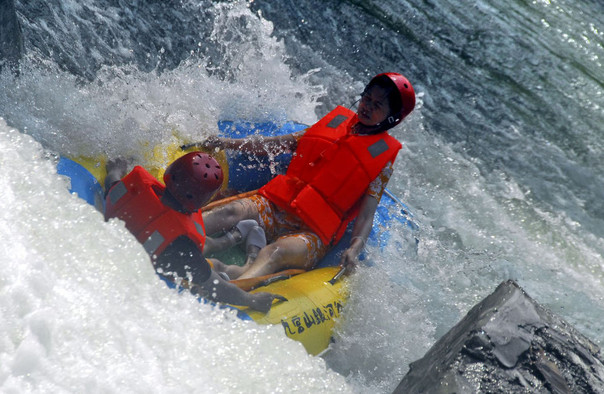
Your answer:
[0,120,350,392]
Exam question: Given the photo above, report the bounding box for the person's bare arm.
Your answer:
[338,163,394,270]
[183,133,298,156]
[338,194,379,269]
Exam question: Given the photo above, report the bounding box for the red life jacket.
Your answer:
[104,166,206,257]
[259,106,402,244]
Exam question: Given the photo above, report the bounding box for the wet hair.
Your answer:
[365,75,403,117]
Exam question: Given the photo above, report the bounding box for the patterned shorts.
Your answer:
[243,194,329,267]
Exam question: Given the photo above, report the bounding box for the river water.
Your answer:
[1,0,603,392]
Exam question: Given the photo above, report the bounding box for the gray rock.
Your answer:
[0,0,24,72]
[394,280,604,393]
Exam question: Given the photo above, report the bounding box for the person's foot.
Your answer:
[245,225,266,250]
[235,219,261,240]
[223,264,248,280]
[226,219,262,244]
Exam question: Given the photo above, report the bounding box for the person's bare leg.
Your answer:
[209,258,248,280]
[203,233,239,255]
[202,199,259,236]
[204,222,267,279]
[237,236,313,280]
[243,224,266,265]
[204,218,263,255]
[244,245,261,266]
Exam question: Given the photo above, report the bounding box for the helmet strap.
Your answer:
[369,110,402,133]
[161,188,189,214]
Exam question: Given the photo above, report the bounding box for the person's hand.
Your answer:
[329,246,361,285]
[338,248,359,273]
[104,157,130,190]
[106,157,128,175]
[338,237,364,272]
[248,292,287,313]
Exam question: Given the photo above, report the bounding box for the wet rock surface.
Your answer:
[394,280,604,393]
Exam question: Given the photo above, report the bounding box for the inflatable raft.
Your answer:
[57,120,418,355]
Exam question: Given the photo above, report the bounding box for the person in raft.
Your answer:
[103,152,283,313]
[198,72,415,280]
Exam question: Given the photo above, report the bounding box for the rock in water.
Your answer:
[394,280,604,393]
[0,0,24,72]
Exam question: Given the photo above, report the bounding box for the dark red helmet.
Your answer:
[369,72,416,128]
[163,152,223,212]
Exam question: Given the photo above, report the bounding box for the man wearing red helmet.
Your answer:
[200,73,416,281]
[103,152,282,313]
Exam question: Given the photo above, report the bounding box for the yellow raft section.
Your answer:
[68,134,349,356]
[238,267,349,356]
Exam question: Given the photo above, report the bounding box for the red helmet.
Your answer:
[163,152,223,212]
[369,72,416,128]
